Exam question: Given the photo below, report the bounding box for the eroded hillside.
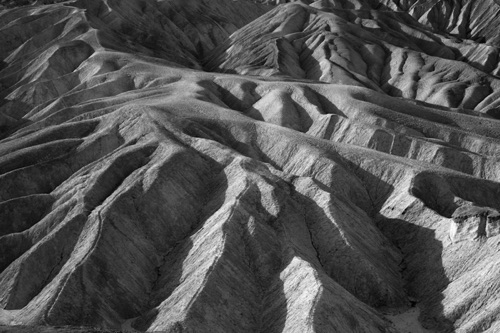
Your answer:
[1,0,500,332]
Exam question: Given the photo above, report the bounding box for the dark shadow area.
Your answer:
[347,165,453,331]
[130,151,227,331]
[294,188,408,310]
[129,134,287,333]
[312,90,348,118]
[0,194,54,237]
[184,118,285,173]
[0,194,54,272]
[0,99,33,141]
[207,80,261,113]
[201,76,346,136]
[238,184,287,333]
[376,216,453,332]
[410,172,460,218]
[185,117,449,330]
[345,162,397,215]
[445,173,500,211]
[434,147,475,176]
[130,232,196,331]
[485,106,500,120]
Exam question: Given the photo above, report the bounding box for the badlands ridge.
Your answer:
[1,0,500,332]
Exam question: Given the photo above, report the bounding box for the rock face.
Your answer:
[449,206,500,242]
[1,0,500,332]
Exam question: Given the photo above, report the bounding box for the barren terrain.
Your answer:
[2,0,500,332]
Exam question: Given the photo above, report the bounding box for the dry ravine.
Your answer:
[1,0,500,332]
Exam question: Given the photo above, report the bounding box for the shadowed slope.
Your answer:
[2,1,500,333]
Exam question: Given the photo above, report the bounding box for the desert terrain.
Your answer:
[2,0,500,332]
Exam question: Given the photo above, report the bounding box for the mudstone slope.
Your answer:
[1,0,500,332]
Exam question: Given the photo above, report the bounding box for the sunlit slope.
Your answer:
[2,1,500,332]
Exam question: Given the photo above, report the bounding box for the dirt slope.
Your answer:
[2,1,500,332]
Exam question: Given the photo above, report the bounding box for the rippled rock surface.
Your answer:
[2,0,500,332]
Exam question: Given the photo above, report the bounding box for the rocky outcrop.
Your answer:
[2,0,500,333]
[449,206,500,242]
